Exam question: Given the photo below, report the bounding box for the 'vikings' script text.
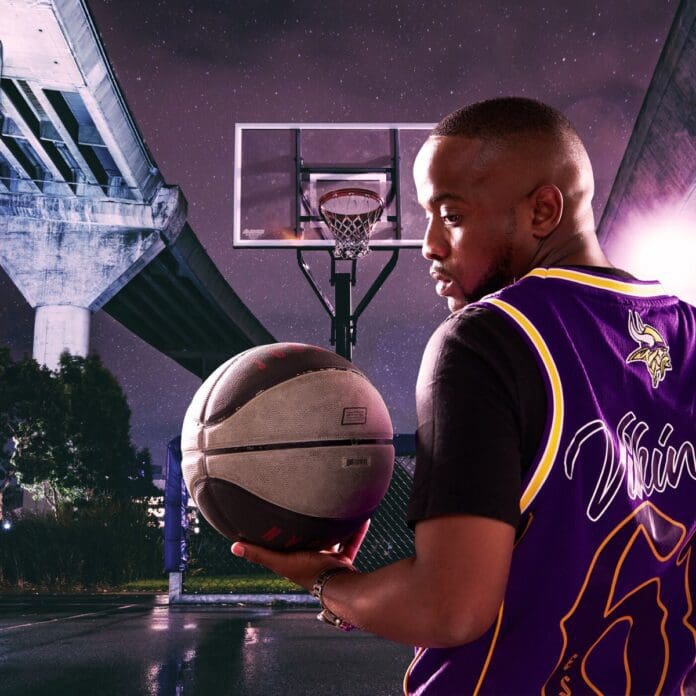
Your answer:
[564,411,696,521]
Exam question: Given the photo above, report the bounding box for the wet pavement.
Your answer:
[0,595,412,695]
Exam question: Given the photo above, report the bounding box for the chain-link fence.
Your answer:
[182,452,416,579]
[354,455,414,572]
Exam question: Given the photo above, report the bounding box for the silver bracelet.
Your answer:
[311,567,356,632]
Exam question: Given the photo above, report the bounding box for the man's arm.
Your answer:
[232,512,514,648]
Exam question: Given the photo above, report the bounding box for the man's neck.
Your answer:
[529,231,610,272]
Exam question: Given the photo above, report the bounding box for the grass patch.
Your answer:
[116,578,167,592]
[0,580,124,594]
[0,575,306,595]
[121,574,306,594]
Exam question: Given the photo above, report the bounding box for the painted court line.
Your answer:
[0,604,137,633]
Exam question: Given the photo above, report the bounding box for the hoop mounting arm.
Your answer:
[296,249,400,361]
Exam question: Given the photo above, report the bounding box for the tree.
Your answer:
[130,447,157,498]
[0,347,157,511]
[0,347,68,508]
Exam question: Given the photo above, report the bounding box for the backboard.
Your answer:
[233,123,434,251]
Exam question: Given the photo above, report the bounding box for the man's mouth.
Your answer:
[430,269,454,297]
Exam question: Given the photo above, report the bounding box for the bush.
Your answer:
[0,500,163,589]
[186,516,261,576]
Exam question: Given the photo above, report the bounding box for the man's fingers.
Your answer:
[231,541,282,570]
[231,541,248,558]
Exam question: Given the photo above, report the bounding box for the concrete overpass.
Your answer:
[0,0,274,378]
[598,0,695,297]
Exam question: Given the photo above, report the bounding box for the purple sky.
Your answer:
[0,0,679,471]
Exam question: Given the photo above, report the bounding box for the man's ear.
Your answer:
[529,185,563,240]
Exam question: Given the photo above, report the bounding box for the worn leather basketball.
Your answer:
[180,343,394,551]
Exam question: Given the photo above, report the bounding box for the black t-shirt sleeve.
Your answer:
[406,305,546,531]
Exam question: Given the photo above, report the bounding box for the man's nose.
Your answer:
[421,218,448,261]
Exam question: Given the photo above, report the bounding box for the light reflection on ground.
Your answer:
[0,596,410,696]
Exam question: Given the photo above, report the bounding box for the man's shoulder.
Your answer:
[425,302,532,384]
[434,303,516,350]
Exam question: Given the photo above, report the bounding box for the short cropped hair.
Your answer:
[433,97,579,144]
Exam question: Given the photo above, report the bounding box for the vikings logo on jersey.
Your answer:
[625,310,672,388]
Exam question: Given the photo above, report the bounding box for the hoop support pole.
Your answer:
[334,272,352,360]
[391,129,402,238]
[297,249,400,360]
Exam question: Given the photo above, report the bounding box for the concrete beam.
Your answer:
[168,225,277,349]
[23,79,104,195]
[104,237,276,379]
[0,137,41,193]
[595,0,696,303]
[0,184,185,232]
[0,183,187,310]
[0,83,72,193]
[0,223,164,309]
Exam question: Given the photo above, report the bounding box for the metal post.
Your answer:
[168,571,183,603]
[390,128,402,239]
[294,129,302,238]
[333,272,352,360]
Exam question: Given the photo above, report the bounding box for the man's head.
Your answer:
[414,97,599,311]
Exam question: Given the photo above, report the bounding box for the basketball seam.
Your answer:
[199,351,247,425]
[204,438,394,455]
[193,476,238,539]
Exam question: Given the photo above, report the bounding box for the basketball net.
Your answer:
[319,188,384,260]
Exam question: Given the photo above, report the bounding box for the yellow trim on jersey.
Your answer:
[403,647,425,695]
[402,607,506,696]
[524,267,666,297]
[484,298,564,513]
[541,501,687,696]
[677,544,696,696]
[473,603,505,696]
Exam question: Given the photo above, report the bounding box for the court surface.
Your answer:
[0,595,412,695]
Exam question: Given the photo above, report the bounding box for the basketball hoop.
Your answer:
[319,188,384,260]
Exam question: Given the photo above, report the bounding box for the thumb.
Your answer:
[341,519,371,563]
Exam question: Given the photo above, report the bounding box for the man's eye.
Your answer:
[442,214,462,225]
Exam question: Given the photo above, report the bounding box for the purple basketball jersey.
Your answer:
[404,268,696,695]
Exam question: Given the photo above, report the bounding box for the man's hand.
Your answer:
[230,520,370,591]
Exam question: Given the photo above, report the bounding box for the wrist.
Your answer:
[311,566,354,604]
[312,566,357,632]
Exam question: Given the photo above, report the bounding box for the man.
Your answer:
[232,98,696,694]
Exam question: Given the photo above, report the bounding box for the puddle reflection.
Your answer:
[147,610,247,695]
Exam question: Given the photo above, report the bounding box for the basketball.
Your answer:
[180,343,394,551]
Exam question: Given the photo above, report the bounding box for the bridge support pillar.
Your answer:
[33,305,91,371]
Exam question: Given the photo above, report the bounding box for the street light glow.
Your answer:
[605,204,696,304]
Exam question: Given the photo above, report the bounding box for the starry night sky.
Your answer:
[0,0,679,474]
